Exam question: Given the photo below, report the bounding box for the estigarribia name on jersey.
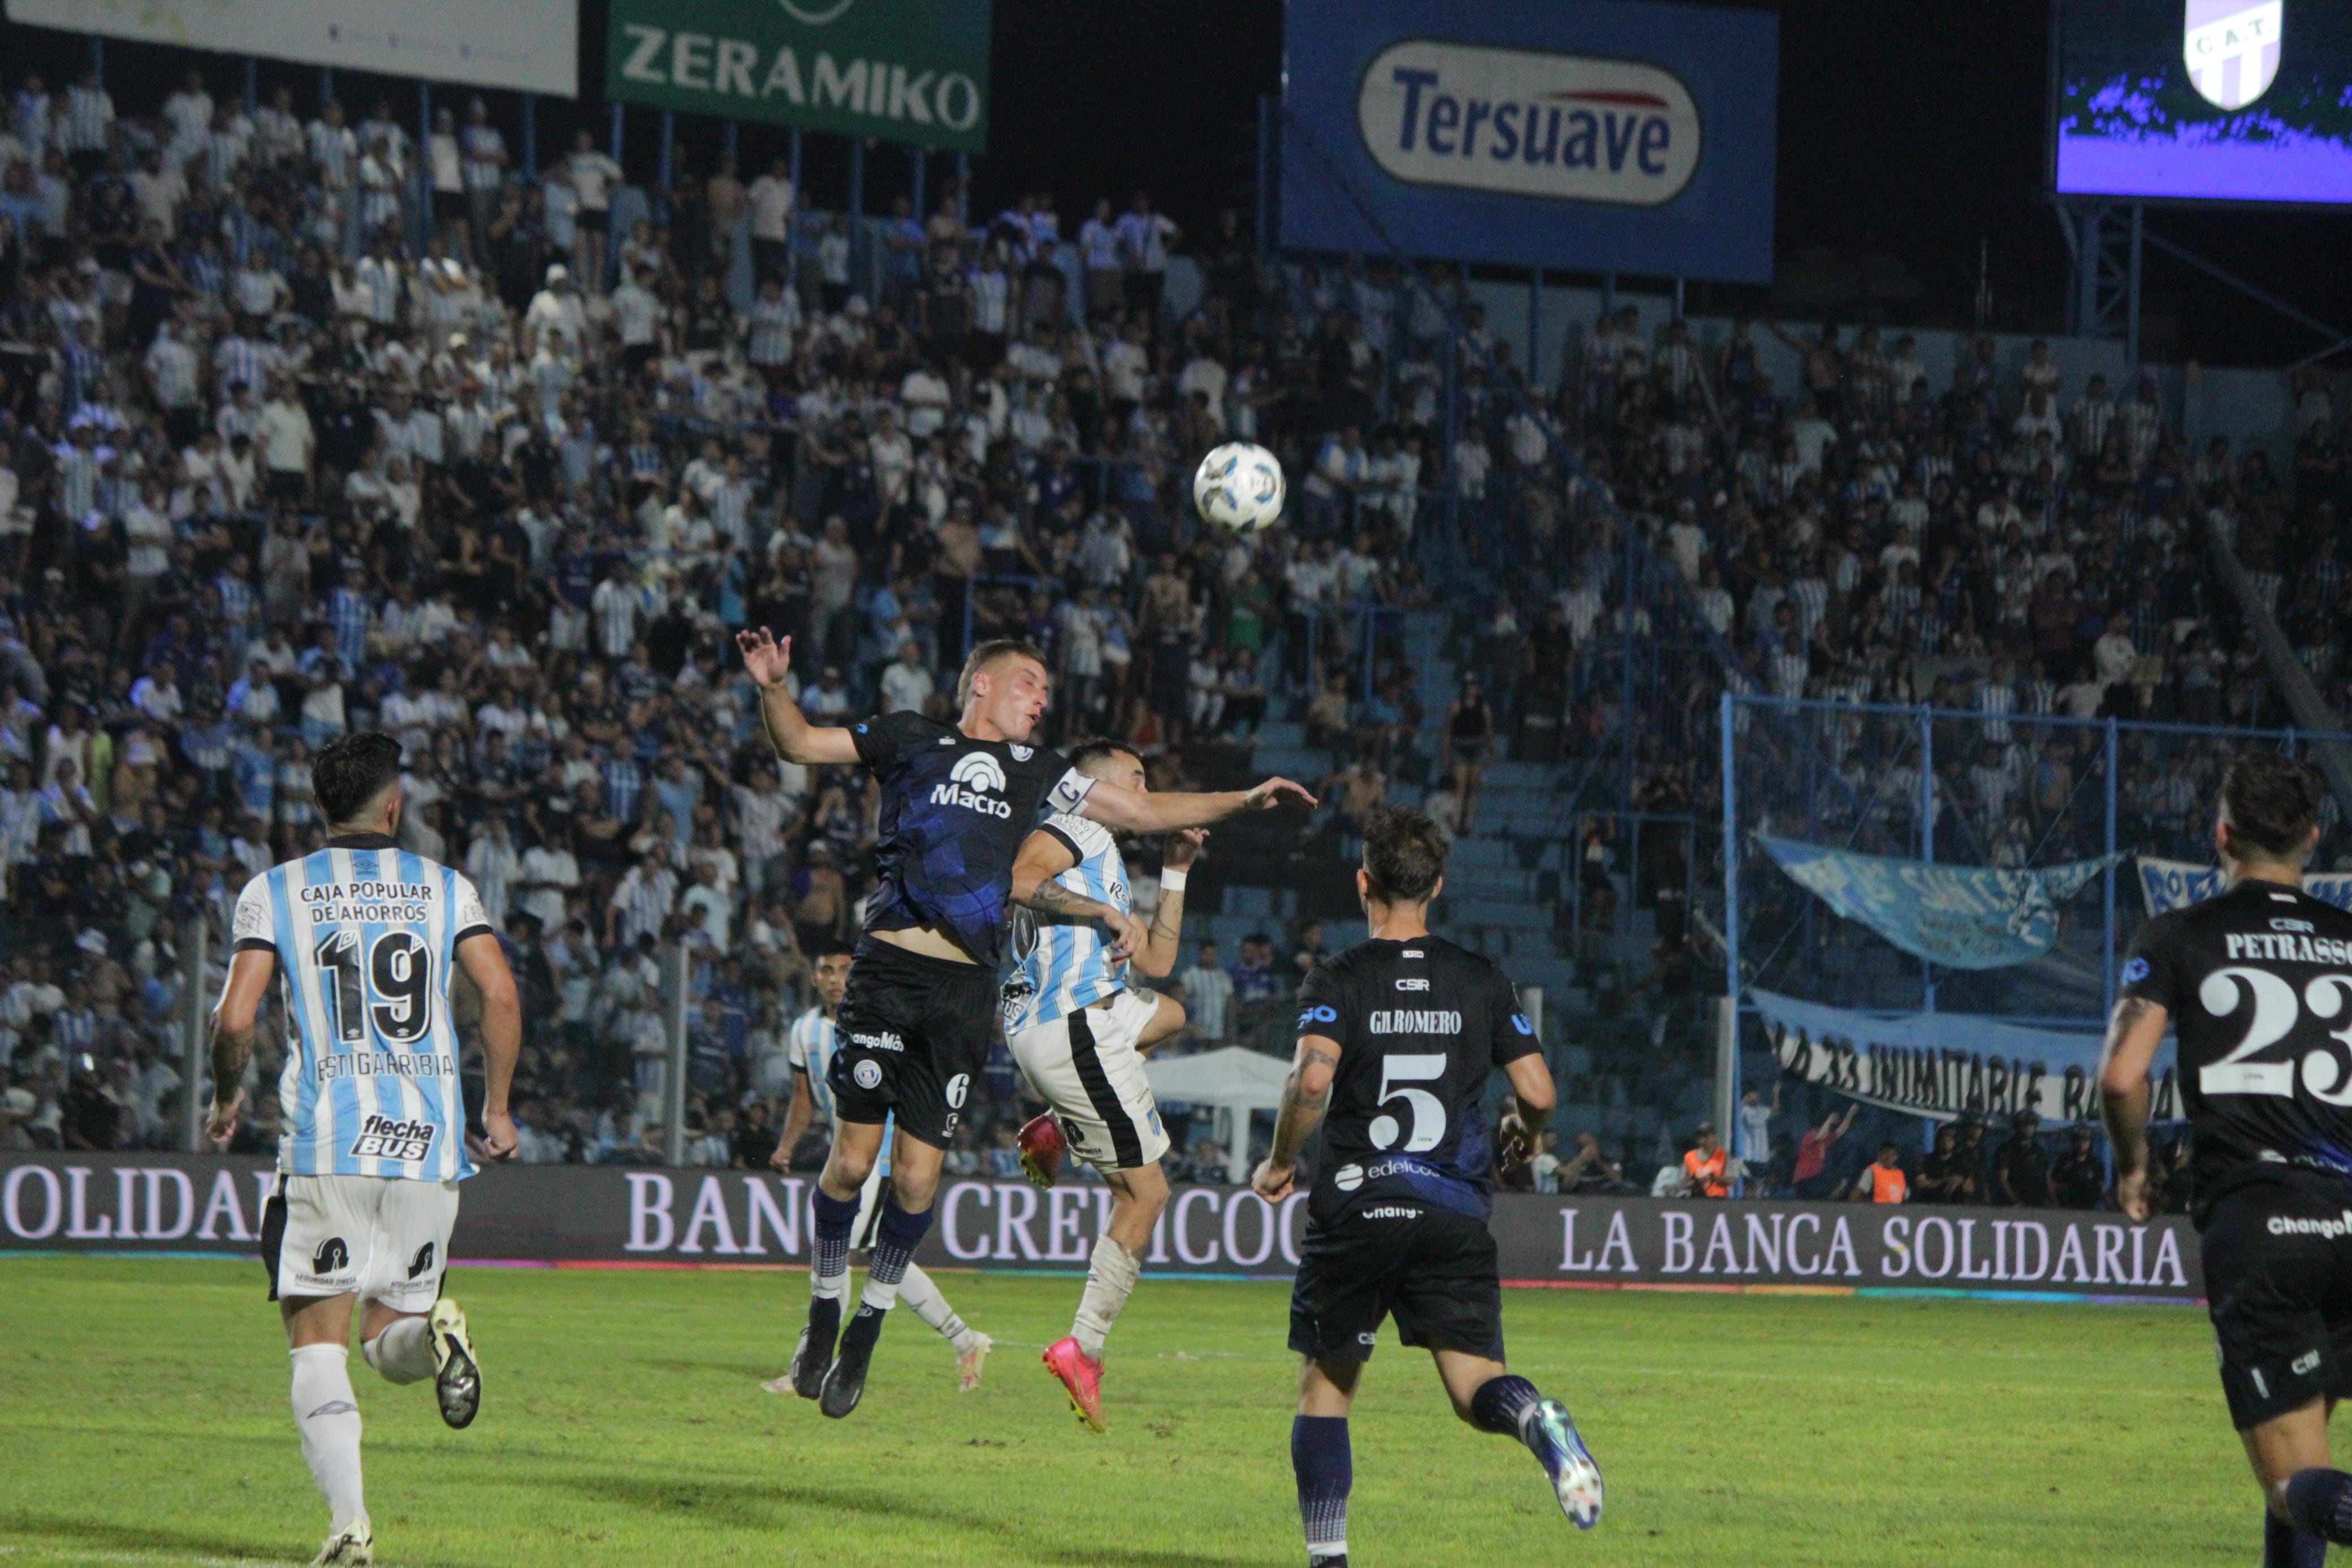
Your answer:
[231,834,494,1183]
[1295,935,1542,1222]
[2122,879,2352,1207]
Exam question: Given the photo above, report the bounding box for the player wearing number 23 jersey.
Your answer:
[2100,753,2352,1568]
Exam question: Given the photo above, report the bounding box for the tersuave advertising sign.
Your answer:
[607,0,990,153]
[2,1155,2199,1303]
[1282,0,1778,283]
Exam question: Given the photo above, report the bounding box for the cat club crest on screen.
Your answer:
[1193,442,1286,534]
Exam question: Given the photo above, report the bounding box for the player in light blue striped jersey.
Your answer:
[762,943,993,1397]
[1003,740,1201,1431]
[206,733,520,1568]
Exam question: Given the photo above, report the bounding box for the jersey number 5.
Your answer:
[1369,1053,1449,1153]
[2199,967,2352,1103]
[313,930,436,1046]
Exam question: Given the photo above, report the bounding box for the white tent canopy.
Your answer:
[1145,1047,1293,1185]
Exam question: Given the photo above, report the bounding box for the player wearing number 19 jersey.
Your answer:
[1252,809,1601,1568]
[207,733,521,1568]
[2105,752,2352,1568]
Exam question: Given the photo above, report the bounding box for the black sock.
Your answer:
[2266,1508,2328,1567]
[1291,1415,1351,1562]
[1468,1374,1542,1439]
[2286,1470,2352,1546]
[806,1293,841,1341]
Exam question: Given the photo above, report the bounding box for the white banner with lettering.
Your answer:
[2138,857,2352,916]
[8,0,580,97]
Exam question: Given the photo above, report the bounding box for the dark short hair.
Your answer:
[2223,751,2325,861]
[956,638,1048,708]
[1067,738,1138,777]
[1361,807,1448,904]
[312,732,403,827]
[814,941,856,961]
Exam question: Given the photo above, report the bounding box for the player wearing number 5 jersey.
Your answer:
[1253,809,1601,1567]
[2104,751,2352,1568]
[206,733,521,1568]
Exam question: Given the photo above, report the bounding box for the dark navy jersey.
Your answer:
[850,710,1095,967]
[1296,936,1541,1222]
[2123,879,2352,1207]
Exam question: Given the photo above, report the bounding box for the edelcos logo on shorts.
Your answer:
[349,1114,436,1163]
[931,753,1012,818]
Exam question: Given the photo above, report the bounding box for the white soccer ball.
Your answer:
[1193,442,1286,534]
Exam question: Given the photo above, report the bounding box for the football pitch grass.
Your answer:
[0,1256,2295,1567]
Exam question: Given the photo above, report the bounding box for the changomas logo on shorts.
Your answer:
[850,1031,904,1053]
[349,1115,436,1163]
[2267,1211,2352,1239]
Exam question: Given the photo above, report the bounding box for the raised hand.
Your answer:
[735,626,794,690]
[1243,777,1317,812]
[1164,827,1207,870]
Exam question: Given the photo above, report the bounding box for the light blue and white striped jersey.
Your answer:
[230,834,492,1181]
[785,1003,889,1178]
[1006,812,1129,1033]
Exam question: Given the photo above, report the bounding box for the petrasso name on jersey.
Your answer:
[2225,932,2352,964]
[1368,1008,1462,1034]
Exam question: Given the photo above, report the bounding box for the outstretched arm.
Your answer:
[1253,1032,1342,1200]
[1012,827,1145,963]
[735,627,862,768]
[1079,774,1316,835]
[2099,996,2169,1220]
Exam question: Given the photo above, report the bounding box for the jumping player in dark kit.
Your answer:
[1253,808,1602,1567]
[735,627,1313,1418]
[2104,752,2352,1568]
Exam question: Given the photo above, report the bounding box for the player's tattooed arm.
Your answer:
[2098,994,2169,1221]
[1013,827,1147,960]
[1255,1036,1342,1200]
[205,948,278,1146]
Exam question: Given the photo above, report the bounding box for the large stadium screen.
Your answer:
[2052,0,2352,203]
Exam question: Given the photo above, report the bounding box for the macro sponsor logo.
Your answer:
[1357,40,1701,207]
[931,752,1013,818]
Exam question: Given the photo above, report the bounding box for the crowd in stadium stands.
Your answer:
[0,65,2328,1206]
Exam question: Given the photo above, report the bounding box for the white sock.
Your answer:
[1073,1235,1142,1359]
[360,1317,435,1385]
[896,1264,983,1353]
[289,1344,367,1534]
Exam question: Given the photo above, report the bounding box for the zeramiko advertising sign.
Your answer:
[608,0,991,153]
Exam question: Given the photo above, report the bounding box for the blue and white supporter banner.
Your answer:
[1754,990,2180,1125]
[2137,857,2352,916]
[1759,836,2122,970]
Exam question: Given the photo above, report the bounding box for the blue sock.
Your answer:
[2286,1470,2352,1546]
[1291,1415,1351,1563]
[844,1201,933,1345]
[2266,1508,2327,1567]
[1469,1374,1542,1440]
[808,1188,858,1328]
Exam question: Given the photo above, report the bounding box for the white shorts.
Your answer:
[1008,990,1170,1172]
[266,1173,460,1313]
